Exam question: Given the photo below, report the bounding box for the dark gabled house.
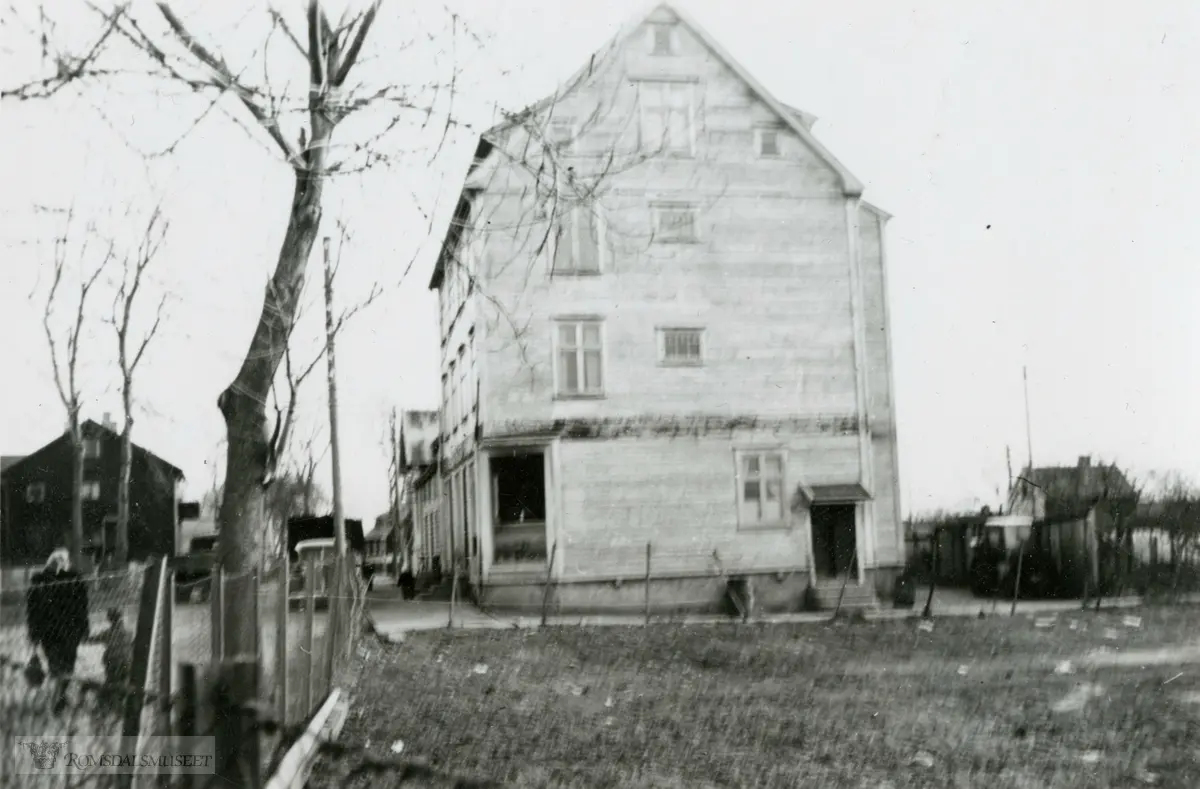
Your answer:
[0,416,185,569]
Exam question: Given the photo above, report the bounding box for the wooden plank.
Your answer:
[213,659,260,789]
[157,568,175,789]
[211,567,224,660]
[119,557,166,789]
[177,664,199,789]
[123,557,166,736]
[302,556,316,716]
[263,689,347,789]
[276,551,289,727]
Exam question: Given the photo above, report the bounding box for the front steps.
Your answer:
[809,579,880,610]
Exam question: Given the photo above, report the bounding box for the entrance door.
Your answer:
[811,503,858,579]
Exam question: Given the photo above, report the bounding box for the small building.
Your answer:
[1007,456,1137,596]
[0,415,184,570]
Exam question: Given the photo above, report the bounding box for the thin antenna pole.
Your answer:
[1006,446,1013,502]
[1023,366,1034,472]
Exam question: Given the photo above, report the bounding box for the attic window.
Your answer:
[649,24,677,56]
[757,128,780,157]
[82,438,101,459]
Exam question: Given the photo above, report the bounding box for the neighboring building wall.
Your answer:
[0,421,181,567]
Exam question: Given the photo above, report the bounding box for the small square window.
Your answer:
[650,24,675,55]
[81,481,101,501]
[658,328,704,366]
[25,482,46,504]
[758,129,780,157]
[82,438,101,459]
[652,204,698,243]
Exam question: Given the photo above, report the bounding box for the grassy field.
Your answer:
[311,607,1200,789]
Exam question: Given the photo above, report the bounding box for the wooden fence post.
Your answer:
[644,543,652,626]
[541,542,558,627]
[212,659,261,789]
[302,555,317,716]
[211,567,225,660]
[448,561,458,628]
[177,664,203,789]
[157,568,175,789]
[1011,539,1026,617]
[119,557,167,789]
[277,550,289,727]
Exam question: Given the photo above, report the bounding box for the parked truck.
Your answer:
[171,535,218,602]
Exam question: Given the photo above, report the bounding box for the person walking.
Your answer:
[27,548,90,715]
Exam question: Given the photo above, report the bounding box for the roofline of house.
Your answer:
[427,1,872,292]
[0,418,185,481]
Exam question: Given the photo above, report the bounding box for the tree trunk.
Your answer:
[116,390,133,565]
[69,416,84,568]
[216,164,325,658]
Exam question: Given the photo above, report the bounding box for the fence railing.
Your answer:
[0,551,357,789]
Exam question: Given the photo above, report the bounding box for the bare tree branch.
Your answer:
[154,2,301,165]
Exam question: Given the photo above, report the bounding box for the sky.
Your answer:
[2,0,1198,524]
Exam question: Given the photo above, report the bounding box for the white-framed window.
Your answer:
[551,206,606,275]
[647,23,679,56]
[25,482,46,504]
[658,327,704,366]
[756,127,781,157]
[555,319,604,396]
[651,203,698,243]
[82,438,101,459]
[735,449,787,529]
[81,481,101,501]
[638,80,696,156]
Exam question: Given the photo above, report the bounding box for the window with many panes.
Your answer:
[651,203,697,243]
[736,450,786,528]
[555,320,604,396]
[551,206,605,274]
[638,81,695,156]
[658,327,704,366]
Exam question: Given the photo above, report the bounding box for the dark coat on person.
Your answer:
[27,567,90,675]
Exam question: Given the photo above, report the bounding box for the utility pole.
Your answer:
[322,235,350,682]
[323,236,347,558]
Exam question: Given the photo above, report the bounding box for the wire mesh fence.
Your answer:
[0,564,157,788]
[1,551,366,788]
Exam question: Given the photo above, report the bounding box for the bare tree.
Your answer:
[106,207,169,566]
[4,1,464,658]
[41,210,113,567]
[5,1,663,659]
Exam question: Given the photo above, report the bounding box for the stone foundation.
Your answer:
[478,567,906,615]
